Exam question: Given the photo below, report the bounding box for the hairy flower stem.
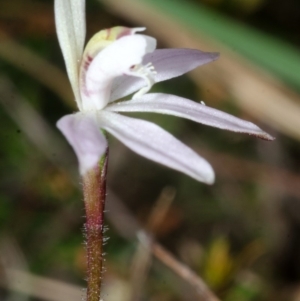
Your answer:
[83,149,109,301]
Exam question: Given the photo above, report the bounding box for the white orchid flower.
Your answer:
[54,0,273,184]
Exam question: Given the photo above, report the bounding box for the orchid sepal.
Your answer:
[97,111,215,184]
[106,93,274,141]
[57,112,107,175]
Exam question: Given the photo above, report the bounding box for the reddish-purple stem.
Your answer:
[83,151,108,301]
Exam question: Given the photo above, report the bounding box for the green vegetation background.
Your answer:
[0,0,300,300]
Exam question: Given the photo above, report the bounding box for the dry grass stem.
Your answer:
[130,231,153,301]
[146,186,177,233]
[0,32,73,106]
[0,269,83,301]
[130,187,176,301]
[152,243,221,301]
[0,236,82,301]
[106,191,221,301]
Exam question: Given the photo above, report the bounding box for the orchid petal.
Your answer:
[81,34,156,111]
[106,93,274,140]
[98,111,215,184]
[70,0,86,56]
[141,35,157,53]
[57,113,107,175]
[54,0,86,107]
[110,49,219,102]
